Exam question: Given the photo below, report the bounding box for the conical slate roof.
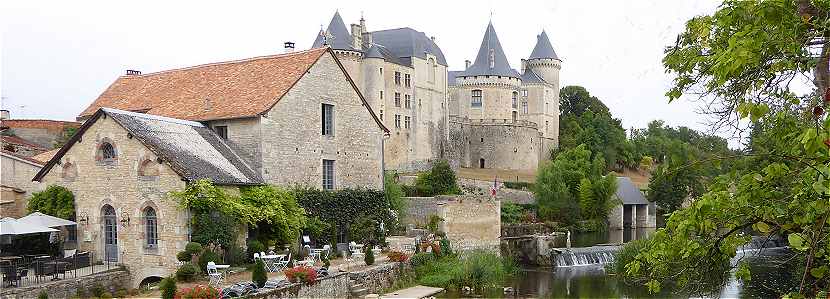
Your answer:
[311,11,356,51]
[528,30,559,60]
[463,21,520,78]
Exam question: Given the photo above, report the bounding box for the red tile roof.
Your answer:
[79,48,329,121]
[1,149,45,166]
[1,119,80,131]
[1,135,46,150]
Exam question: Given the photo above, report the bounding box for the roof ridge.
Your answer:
[2,119,79,123]
[120,47,328,78]
[101,108,205,127]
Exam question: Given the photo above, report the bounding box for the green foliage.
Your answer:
[427,215,443,234]
[411,160,462,196]
[252,259,267,288]
[171,180,306,249]
[53,127,78,148]
[197,250,220,274]
[414,250,517,295]
[294,187,392,244]
[177,242,202,262]
[246,240,265,261]
[115,289,128,298]
[175,264,197,282]
[385,172,407,228]
[160,276,177,299]
[176,251,191,262]
[100,292,112,299]
[500,202,524,223]
[410,252,434,268]
[609,238,650,278]
[37,290,47,299]
[322,254,331,268]
[439,238,453,257]
[350,216,384,246]
[90,284,105,298]
[225,245,247,266]
[27,185,75,219]
[303,217,333,245]
[364,246,375,265]
[535,144,617,224]
[503,181,534,190]
[558,86,629,170]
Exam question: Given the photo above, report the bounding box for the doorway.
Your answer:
[102,205,118,262]
[479,158,485,168]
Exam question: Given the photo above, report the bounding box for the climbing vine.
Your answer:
[293,187,392,243]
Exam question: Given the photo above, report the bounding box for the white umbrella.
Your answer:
[0,217,59,235]
[18,212,77,228]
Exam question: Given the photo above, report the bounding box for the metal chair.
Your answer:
[273,252,290,271]
[206,262,223,287]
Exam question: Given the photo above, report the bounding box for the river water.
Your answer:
[508,230,800,298]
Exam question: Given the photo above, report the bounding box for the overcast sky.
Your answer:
[1,0,721,137]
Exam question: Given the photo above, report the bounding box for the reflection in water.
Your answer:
[569,228,655,247]
[508,247,798,298]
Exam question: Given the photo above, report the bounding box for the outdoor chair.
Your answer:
[273,253,290,271]
[349,242,364,261]
[206,262,224,287]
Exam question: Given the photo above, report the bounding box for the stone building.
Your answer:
[78,47,387,190]
[0,112,81,152]
[447,22,561,171]
[311,12,449,172]
[607,177,657,229]
[0,150,43,218]
[33,108,262,286]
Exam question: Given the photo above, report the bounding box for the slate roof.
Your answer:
[364,44,406,65]
[311,11,357,51]
[520,69,547,84]
[463,21,520,78]
[447,71,464,86]
[370,27,448,66]
[528,31,559,60]
[615,177,649,205]
[34,108,263,185]
[78,48,329,121]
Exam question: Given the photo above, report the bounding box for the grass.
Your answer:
[413,250,518,295]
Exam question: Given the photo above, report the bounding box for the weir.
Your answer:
[552,245,620,267]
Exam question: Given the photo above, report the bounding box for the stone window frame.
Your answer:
[138,200,162,254]
[394,115,401,129]
[404,95,411,109]
[321,103,335,137]
[95,138,118,166]
[61,161,78,182]
[512,91,518,109]
[428,58,436,83]
[394,71,401,85]
[138,158,160,181]
[404,116,411,129]
[394,92,401,107]
[471,90,482,108]
[522,100,529,114]
[404,73,411,88]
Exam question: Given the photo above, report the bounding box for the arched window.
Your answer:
[471,90,482,108]
[62,162,78,181]
[144,207,158,247]
[138,159,159,179]
[97,140,117,165]
[512,92,518,109]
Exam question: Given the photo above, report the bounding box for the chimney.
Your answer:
[464,60,471,69]
[125,69,141,75]
[284,41,295,53]
[430,36,435,42]
[521,59,527,73]
[0,110,9,120]
[351,24,363,49]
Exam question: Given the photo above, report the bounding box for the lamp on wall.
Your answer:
[78,213,89,225]
[120,212,130,227]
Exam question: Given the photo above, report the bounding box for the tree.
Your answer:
[28,185,75,219]
[558,86,628,170]
[625,1,830,296]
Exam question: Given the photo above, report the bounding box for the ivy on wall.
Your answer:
[293,187,392,244]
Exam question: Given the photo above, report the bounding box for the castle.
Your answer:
[314,13,560,172]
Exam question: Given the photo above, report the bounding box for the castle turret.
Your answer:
[312,11,363,89]
[525,30,561,87]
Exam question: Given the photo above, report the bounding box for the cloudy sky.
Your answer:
[1,0,720,136]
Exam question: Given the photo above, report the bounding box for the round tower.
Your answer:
[525,30,561,89]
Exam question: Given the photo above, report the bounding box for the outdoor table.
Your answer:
[296,258,314,267]
[215,264,231,277]
[261,254,285,272]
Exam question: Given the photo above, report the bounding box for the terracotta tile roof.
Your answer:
[79,48,329,121]
[1,149,45,167]
[1,135,46,150]
[31,148,59,164]
[1,119,80,131]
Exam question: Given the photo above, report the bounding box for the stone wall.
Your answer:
[349,261,410,294]
[501,223,559,238]
[436,195,501,251]
[447,116,541,171]
[0,153,42,217]
[0,268,129,299]
[260,52,383,190]
[204,117,262,173]
[457,178,535,205]
[402,197,440,226]
[36,116,189,287]
[248,271,351,299]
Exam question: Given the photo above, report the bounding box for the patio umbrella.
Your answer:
[18,212,76,228]
[0,217,58,235]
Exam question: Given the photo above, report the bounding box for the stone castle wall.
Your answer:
[0,268,130,299]
[447,116,541,171]
[436,195,501,252]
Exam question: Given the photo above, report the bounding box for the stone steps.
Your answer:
[349,280,369,298]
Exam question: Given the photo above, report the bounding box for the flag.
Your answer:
[490,176,498,197]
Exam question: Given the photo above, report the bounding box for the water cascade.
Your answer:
[553,246,619,267]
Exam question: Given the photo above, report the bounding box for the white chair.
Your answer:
[274,252,290,271]
[349,242,365,261]
[206,262,223,287]
[253,252,260,261]
[322,244,331,260]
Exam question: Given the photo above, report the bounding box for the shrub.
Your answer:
[284,266,318,285]
[115,289,128,298]
[177,251,193,262]
[387,250,409,263]
[503,181,534,190]
[415,250,517,295]
[197,250,221,274]
[37,290,48,299]
[91,284,105,297]
[322,254,331,268]
[176,285,221,299]
[226,245,247,266]
[27,185,75,219]
[175,264,198,282]
[364,246,375,265]
[75,287,87,298]
[185,242,204,255]
[252,259,267,288]
[410,252,434,268]
[427,215,443,235]
[413,160,461,196]
[350,216,383,246]
[246,240,265,261]
[100,292,112,299]
[609,238,650,279]
[439,238,453,257]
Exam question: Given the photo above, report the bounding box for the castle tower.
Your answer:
[454,21,522,120]
[312,12,363,88]
[525,30,561,89]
